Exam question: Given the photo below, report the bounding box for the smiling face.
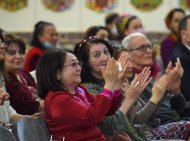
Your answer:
[128,35,153,70]
[57,52,82,90]
[5,43,24,73]
[88,43,111,79]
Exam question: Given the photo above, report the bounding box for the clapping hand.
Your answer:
[101,58,118,91]
[165,58,183,95]
[151,74,168,104]
[124,67,151,101]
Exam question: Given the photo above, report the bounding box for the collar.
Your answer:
[184,44,190,52]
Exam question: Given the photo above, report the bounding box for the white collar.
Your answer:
[184,44,190,52]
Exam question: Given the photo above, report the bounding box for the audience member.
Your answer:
[122,32,185,124]
[24,21,58,72]
[171,15,190,117]
[4,34,43,115]
[105,12,119,40]
[84,25,111,41]
[161,8,185,68]
[116,13,144,41]
[74,37,149,141]
[113,42,190,140]
[0,30,40,129]
[36,48,122,141]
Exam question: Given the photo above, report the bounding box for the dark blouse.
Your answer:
[5,70,40,115]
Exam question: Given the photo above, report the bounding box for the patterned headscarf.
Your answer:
[116,13,138,36]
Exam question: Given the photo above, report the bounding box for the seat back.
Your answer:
[11,117,50,141]
[0,125,16,141]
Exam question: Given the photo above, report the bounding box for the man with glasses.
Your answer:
[122,32,185,125]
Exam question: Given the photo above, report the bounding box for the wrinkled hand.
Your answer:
[124,67,151,101]
[165,58,183,95]
[115,54,130,90]
[151,74,168,104]
[102,58,118,91]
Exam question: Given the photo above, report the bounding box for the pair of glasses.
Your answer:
[128,43,153,52]
[62,61,82,69]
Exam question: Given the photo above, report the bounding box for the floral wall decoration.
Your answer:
[180,0,190,10]
[130,0,162,11]
[86,0,117,13]
[42,0,74,12]
[0,0,27,12]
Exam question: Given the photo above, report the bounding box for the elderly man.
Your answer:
[122,32,185,125]
[171,15,190,118]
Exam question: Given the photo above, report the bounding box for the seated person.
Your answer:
[36,48,122,141]
[4,34,43,115]
[74,37,149,141]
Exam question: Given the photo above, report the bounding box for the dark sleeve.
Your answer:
[5,75,40,115]
[170,92,185,113]
[134,100,158,125]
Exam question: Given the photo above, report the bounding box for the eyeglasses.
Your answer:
[62,61,82,69]
[128,43,153,52]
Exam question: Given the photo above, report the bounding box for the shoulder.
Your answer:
[26,47,44,57]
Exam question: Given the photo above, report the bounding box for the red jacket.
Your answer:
[24,47,44,72]
[44,86,121,141]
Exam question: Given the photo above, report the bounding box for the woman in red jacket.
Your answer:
[36,48,123,141]
[24,21,58,72]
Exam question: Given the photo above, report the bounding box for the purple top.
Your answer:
[161,34,178,68]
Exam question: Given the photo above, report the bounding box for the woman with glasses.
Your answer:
[3,34,43,115]
[74,37,152,141]
[36,48,123,141]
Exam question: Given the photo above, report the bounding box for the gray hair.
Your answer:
[121,32,147,50]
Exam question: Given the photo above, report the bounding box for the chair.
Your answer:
[11,117,50,141]
[0,125,16,141]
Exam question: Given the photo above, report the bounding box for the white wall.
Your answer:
[0,0,189,33]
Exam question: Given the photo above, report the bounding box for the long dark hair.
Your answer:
[74,37,113,84]
[36,48,68,99]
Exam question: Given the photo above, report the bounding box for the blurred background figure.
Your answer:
[161,8,185,69]
[116,13,144,41]
[105,12,119,40]
[24,21,58,72]
[84,25,111,41]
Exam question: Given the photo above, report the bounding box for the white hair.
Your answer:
[121,32,147,50]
